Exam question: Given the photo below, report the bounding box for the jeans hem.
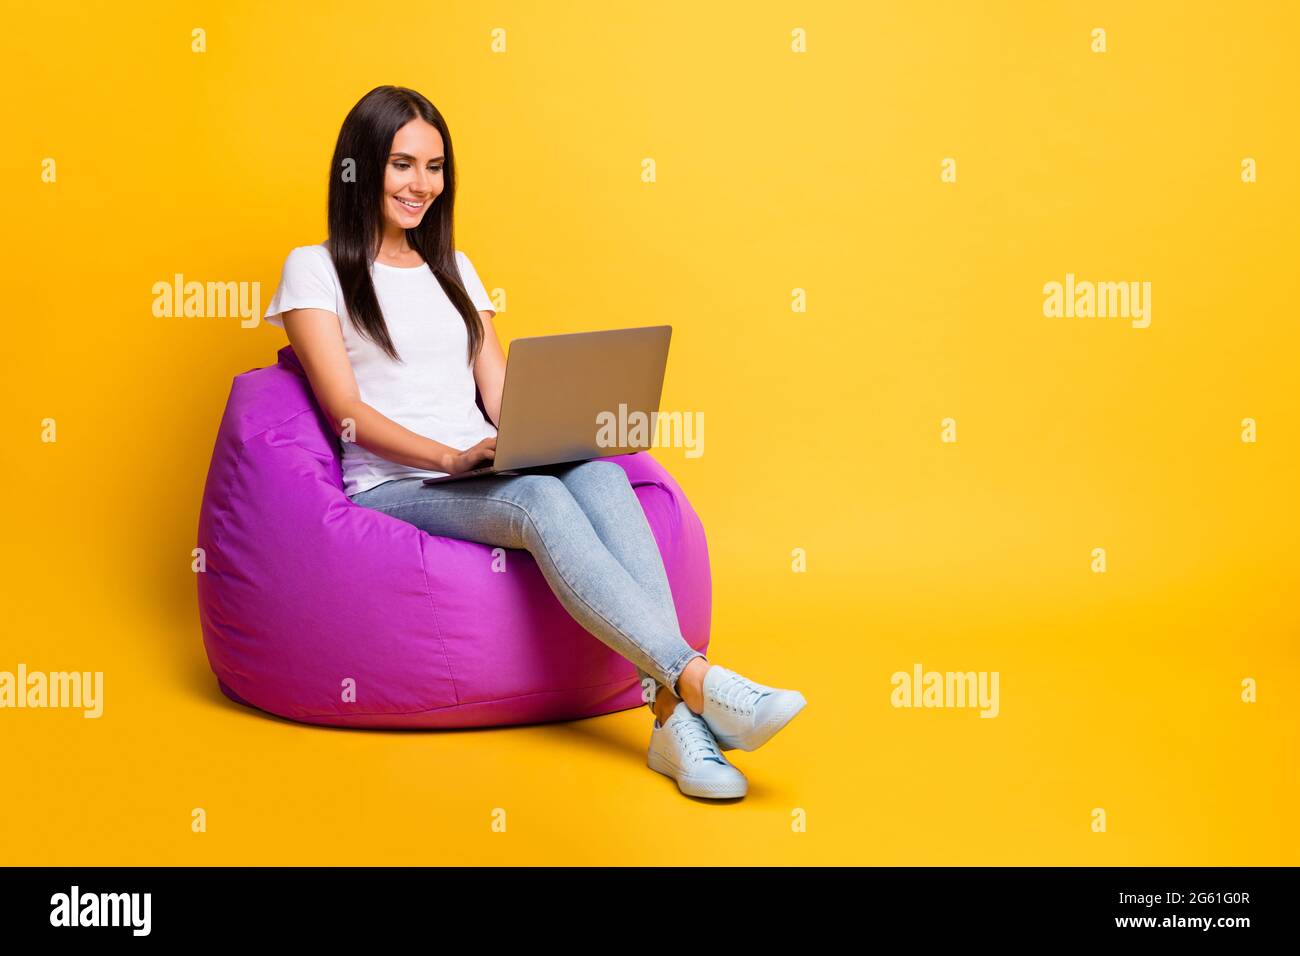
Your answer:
[660,648,707,701]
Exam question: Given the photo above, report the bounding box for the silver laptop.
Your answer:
[423,325,672,484]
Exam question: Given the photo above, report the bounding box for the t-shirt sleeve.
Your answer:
[455,250,495,316]
[264,246,340,328]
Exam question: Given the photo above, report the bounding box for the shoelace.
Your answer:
[711,671,769,715]
[673,713,725,764]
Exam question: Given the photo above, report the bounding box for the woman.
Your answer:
[262,85,806,799]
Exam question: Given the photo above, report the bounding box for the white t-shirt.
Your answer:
[263,243,498,497]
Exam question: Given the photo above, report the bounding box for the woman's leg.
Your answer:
[348,472,705,701]
[537,459,705,715]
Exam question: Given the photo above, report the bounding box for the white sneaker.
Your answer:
[699,664,807,752]
[647,701,747,799]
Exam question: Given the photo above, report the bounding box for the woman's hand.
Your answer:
[445,436,496,474]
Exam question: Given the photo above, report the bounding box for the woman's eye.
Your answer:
[392,162,444,172]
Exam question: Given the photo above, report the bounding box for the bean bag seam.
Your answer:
[416,537,462,707]
[281,671,651,720]
[213,406,320,554]
[202,446,238,560]
[239,405,326,449]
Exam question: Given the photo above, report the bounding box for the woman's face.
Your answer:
[382,117,445,231]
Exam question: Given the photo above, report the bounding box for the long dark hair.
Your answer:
[325,85,484,366]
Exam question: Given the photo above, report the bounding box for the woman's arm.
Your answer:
[472,310,507,427]
[281,307,491,473]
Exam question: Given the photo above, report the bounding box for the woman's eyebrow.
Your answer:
[389,152,445,161]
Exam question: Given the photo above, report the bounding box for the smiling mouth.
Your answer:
[394,196,426,210]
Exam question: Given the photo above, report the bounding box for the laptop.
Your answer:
[422,325,672,484]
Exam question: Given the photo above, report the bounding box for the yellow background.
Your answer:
[1,0,1295,865]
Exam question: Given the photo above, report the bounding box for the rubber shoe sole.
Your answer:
[647,748,748,799]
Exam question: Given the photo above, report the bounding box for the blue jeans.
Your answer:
[347,458,705,711]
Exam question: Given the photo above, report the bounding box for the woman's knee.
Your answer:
[510,472,564,497]
[508,474,574,521]
[567,458,632,495]
[580,458,627,479]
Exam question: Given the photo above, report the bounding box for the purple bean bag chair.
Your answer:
[196,345,712,729]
